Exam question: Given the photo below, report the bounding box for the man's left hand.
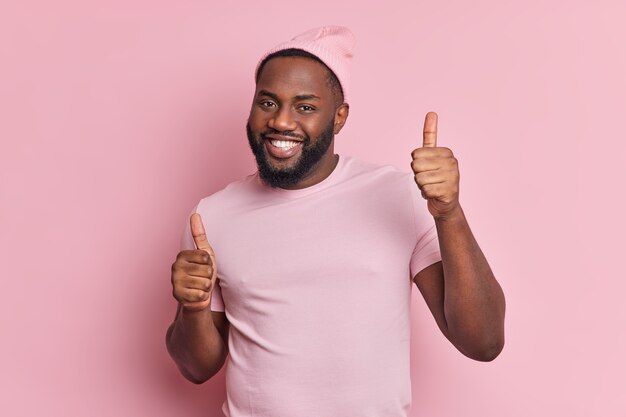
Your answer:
[411,112,461,220]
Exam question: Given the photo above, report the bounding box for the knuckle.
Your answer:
[172,258,184,269]
[200,266,211,277]
[199,252,210,264]
[171,278,183,292]
[412,159,426,171]
[412,148,425,159]
[171,269,182,284]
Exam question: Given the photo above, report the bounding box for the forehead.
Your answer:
[255,56,332,99]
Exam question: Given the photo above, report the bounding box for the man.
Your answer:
[166,26,505,417]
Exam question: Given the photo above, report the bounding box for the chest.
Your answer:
[210,195,414,306]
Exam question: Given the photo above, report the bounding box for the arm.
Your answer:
[411,112,505,361]
[414,205,505,361]
[166,306,230,383]
[165,213,230,383]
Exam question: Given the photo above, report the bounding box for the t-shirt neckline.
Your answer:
[255,154,346,198]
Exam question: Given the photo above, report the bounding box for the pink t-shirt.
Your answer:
[180,155,441,417]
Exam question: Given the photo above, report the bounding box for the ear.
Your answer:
[333,103,350,135]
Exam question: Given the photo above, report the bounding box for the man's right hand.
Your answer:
[171,213,217,312]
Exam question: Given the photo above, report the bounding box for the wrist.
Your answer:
[181,302,213,318]
[433,203,464,223]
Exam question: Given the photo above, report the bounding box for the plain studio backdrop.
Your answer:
[1,1,625,416]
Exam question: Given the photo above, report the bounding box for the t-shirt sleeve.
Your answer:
[179,203,225,312]
[407,175,442,278]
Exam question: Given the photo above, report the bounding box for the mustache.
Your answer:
[260,129,307,141]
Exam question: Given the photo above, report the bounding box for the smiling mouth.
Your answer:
[261,132,306,158]
[263,137,304,159]
[267,139,300,149]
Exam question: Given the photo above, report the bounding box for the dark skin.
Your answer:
[166,57,349,383]
[248,56,350,189]
[166,56,505,385]
[166,214,229,383]
[411,112,505,360]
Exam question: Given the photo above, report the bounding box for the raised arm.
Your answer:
[411,112,505,361]
[166,213,230,383]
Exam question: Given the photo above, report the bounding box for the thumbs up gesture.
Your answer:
[411,112,460,220]
[170,213,218,312]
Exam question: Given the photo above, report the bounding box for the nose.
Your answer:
[268,107,297,131]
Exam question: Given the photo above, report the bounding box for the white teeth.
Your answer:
[270,139,299,149]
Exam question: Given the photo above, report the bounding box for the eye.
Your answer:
[258,100,277,109]
[298,105,315,112]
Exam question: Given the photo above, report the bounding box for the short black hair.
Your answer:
[256,48,344,105]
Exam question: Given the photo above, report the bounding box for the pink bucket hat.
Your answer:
[255,26,356,102]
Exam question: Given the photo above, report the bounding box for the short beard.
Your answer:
[246,120,335,189]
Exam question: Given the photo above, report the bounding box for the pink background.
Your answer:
[2,1,625,416]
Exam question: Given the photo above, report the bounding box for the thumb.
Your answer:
[422,111,438,148]
[190,212,217,280]
[190,213,211,251]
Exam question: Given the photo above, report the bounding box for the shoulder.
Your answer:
[196,172,258,212]
[341,155,413,189]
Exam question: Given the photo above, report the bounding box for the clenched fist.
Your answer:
[171,213,218,312]
[411,112,461,220]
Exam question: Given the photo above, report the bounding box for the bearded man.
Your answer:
[166,26,506,417]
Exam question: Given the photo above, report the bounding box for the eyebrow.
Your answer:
[258,90,321,101]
